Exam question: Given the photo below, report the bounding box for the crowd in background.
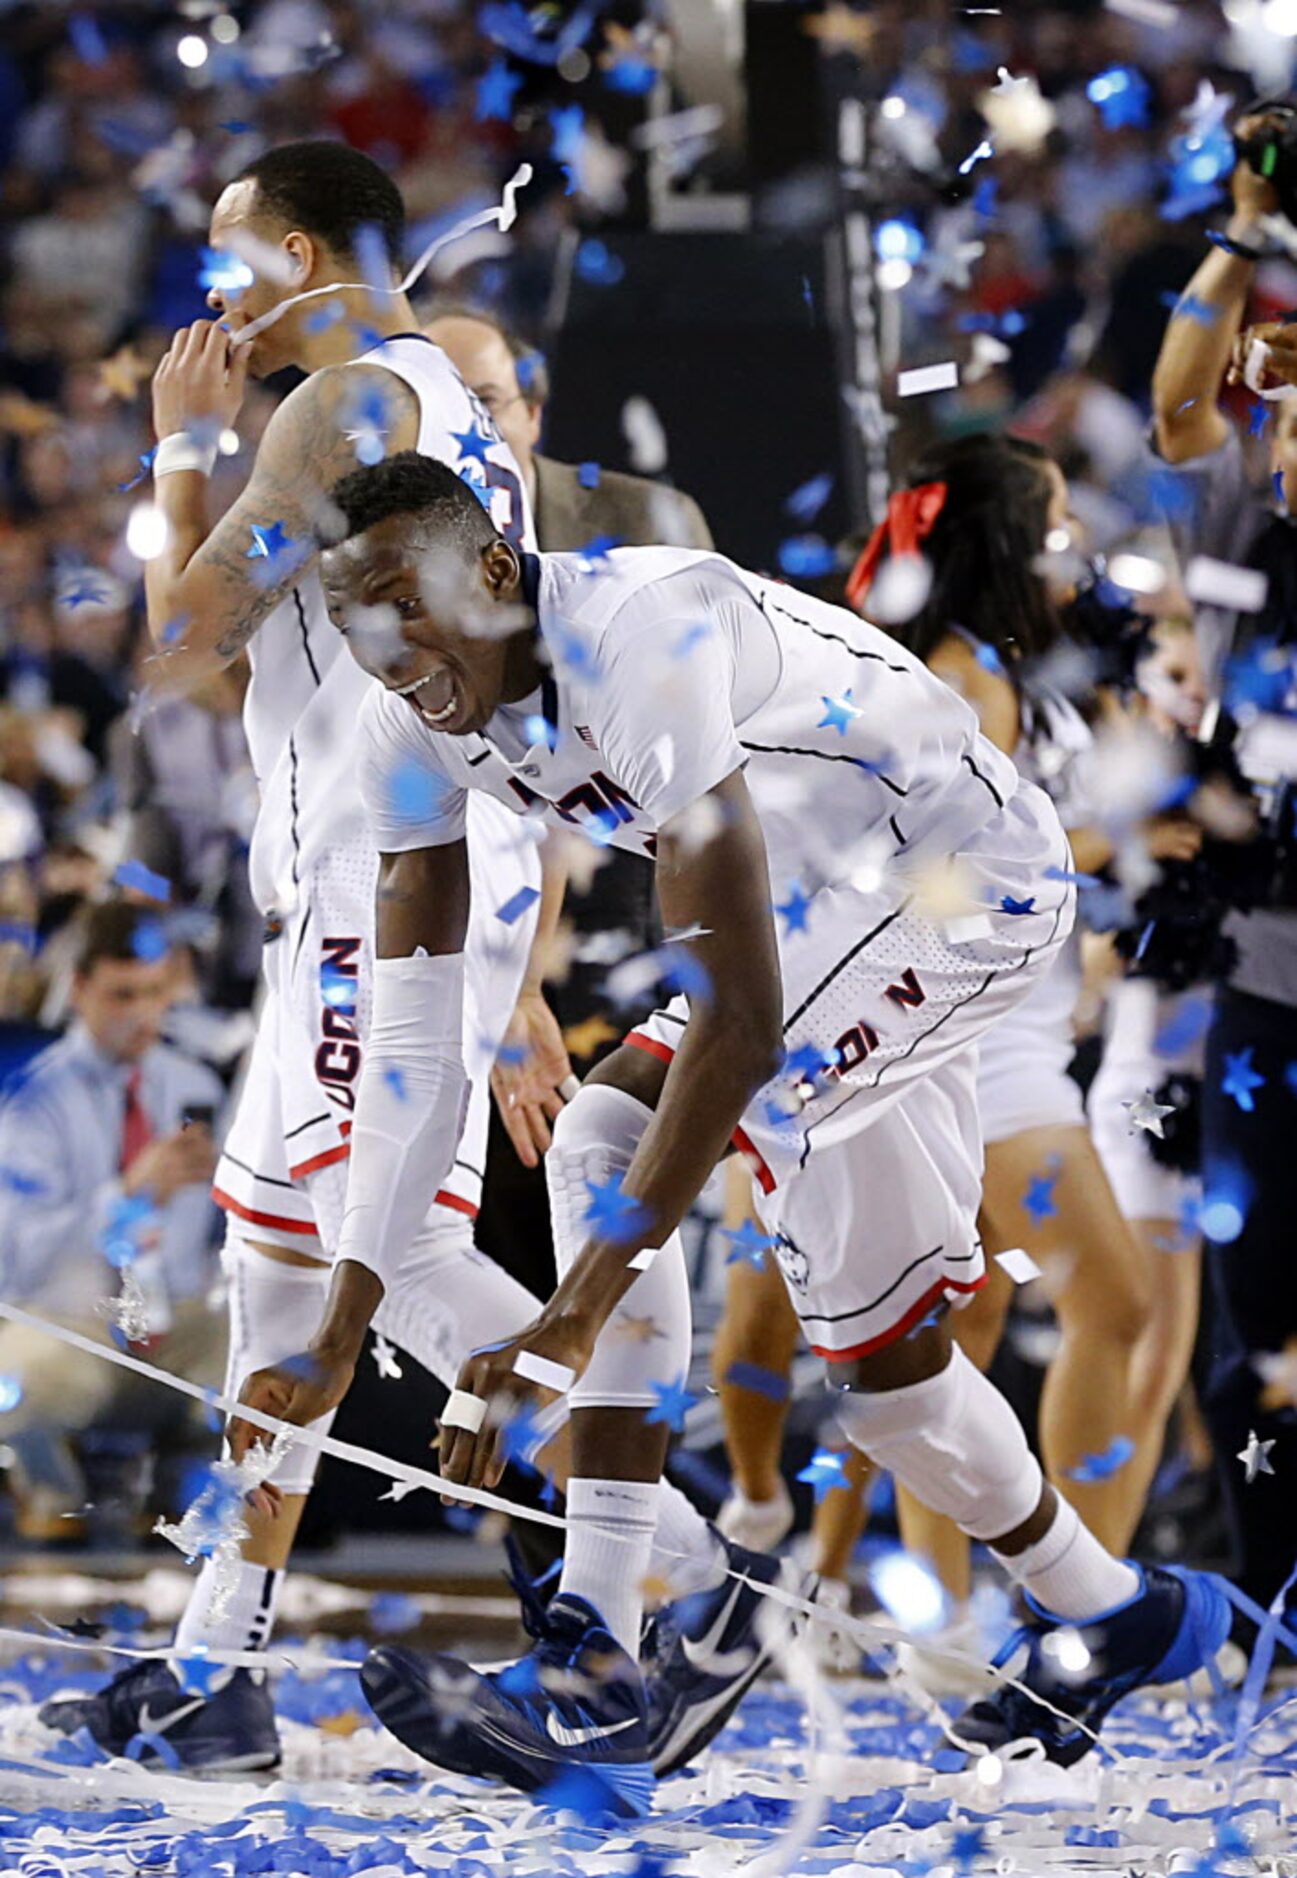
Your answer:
[0,0,1293,1554]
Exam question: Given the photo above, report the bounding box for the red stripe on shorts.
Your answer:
[810,1271,987,1363]
[212,1188,319,1236]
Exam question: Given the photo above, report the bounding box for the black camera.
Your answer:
[1234,98,1297,226]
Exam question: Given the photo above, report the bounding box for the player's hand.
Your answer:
[226,1351,355,1463]
[436,1314,593,1495]
[152,319,249,441]
[489,987,574,1169]
[1231,111,1284,219]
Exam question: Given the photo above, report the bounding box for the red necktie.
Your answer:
[120,1068,153,1172]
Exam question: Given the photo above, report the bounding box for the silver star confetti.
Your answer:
[1237,1429,1276,1484]
[1122,1090,1176,1138]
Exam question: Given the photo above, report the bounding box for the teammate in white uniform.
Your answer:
[39,142,557,1772]
[230,449,1231,1810]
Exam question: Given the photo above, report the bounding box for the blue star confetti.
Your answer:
[646,1373,698,1432]
[1067,1434,1135,1483]
[583,1171,650,1242]
[999,895,1036,916]
[1086,65,1151,130]
[1222,1047,1265,1113]
[775,883,812,936]
[574,239,625,287]
[476,56,523,122]
[779,534,837,579]
[720,1220,777,1270]
[797,1446,853,1503]
[818,689,862,735]
[1023,1163,1060,1225]
[577,461,601,489]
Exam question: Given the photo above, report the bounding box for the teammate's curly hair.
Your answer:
[885,433,1064,675]
[328,452,500,556]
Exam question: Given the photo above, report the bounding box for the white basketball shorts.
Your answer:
[629,782,1076,1360]
[214,797,540,1256]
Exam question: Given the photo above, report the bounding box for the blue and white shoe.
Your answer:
[361,1593,654,1818]
[39,1657,280,1774]
[949,1563,1234,1766]
[643,1533,810,1777]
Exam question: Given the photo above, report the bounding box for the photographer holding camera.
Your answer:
[1151,106,1297,1621]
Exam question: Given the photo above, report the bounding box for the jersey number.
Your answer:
[483,459,526,549]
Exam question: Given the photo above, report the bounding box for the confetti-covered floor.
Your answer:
[0,1587,1294,1877]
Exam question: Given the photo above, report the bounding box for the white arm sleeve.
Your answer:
[334,952,470,1289]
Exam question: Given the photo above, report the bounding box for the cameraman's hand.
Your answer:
[122,1125,216,1204]
[1144,812,1203,864]
[1229,320,1297,390]
[1231,111,1284,221]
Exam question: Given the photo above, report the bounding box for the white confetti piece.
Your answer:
[511,1350,575,1392]
[944,913,994,943]
[1184,556,1268,613]
[995,1246,1043,1284]
[628,1244,660,1271]
[897,362,959,398]
[1104,0,1178,22]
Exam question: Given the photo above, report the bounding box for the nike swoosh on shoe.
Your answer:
[136,1698,208,1736]
[680,1580,753,1672]
[543,1711,641,1750]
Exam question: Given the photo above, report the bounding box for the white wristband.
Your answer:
[442,1389,488,1434]
[153,431,219,478]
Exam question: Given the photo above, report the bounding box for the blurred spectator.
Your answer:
[0,901,224,1541]
[109,665,261,1010]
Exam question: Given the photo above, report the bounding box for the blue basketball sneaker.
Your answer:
[39,1657,280,1774]
[949,1564,1234,1766]
[361,1593,654,1818]
[643,1533,811,1777]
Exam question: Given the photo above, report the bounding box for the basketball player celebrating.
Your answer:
[43,142,789,1776]
[230,452,1232,1813]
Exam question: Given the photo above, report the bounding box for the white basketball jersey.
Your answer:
[244,334,534,916]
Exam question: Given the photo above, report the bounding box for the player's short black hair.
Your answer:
[234,139,405,272]
[328,452,501,557]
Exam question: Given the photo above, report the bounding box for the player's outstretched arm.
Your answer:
[440,769,785,1492]
[228,839,470,1459]
[144,327,417,694]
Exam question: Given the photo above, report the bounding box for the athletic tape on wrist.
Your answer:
[511,1350,575,1392]
[153,431,219,477]
[441,1387,488,1434]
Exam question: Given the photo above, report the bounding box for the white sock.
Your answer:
[559,1477,659,1655]
[650,1479,727,1598]
[995,1497,1139,1621]
[173,1557,282,1683]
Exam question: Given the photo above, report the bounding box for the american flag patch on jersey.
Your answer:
[576,724,597,750]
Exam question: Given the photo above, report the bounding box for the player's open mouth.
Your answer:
[395,668,458,726]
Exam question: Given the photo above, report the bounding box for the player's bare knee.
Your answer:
[832,1318,953,1396]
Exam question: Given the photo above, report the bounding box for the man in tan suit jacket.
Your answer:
[423,307,713,555]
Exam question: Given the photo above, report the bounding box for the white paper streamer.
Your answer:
[229,165,534,351]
